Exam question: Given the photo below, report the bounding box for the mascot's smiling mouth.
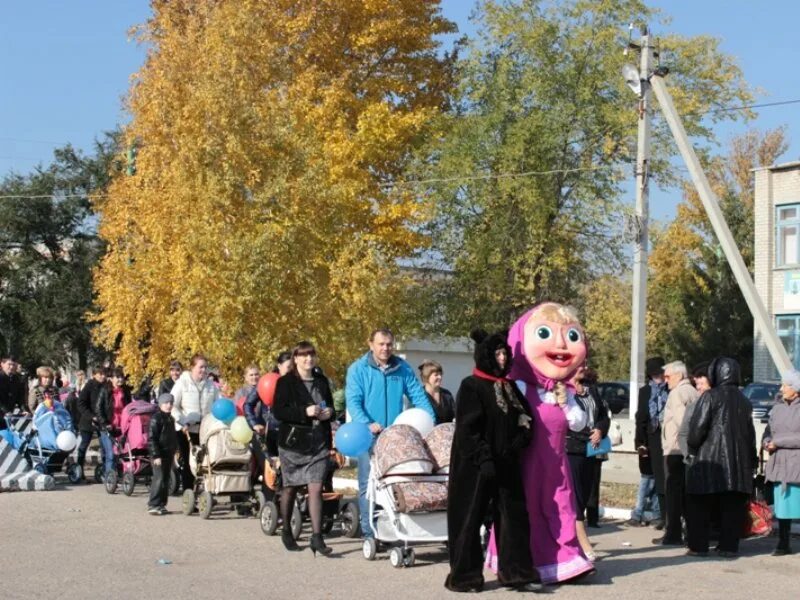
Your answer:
[545,352,574,367]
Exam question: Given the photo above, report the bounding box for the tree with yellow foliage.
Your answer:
[92,0,455,380]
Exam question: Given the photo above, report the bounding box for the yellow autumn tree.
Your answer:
[92,0,455,380]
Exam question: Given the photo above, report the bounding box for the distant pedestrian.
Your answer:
[658,361,698,546]
[76,367,115,479]
[763,369,800,556]
[418,359,456,424]
[147,394,178,515]
[635,356,667,530]
[27,366,59,413]
[157,360,182,397]
[685,357,756,558]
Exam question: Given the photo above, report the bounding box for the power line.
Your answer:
[707,98,800,114]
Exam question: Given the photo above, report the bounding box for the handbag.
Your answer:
[278,423,314,454]
[586,437,613,457]
[743,499,773,537]
[752,447,774,505]
[608,419,623,446]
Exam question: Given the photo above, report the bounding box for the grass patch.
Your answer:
[601,482,638,508]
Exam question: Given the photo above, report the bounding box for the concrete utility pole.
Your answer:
[628,27,654,416]
[649,73,793,374]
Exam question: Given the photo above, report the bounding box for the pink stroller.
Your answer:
[104,400,178,496]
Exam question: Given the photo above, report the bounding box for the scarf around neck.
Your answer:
[473,368,529,427]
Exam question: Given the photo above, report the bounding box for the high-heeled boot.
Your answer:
[309,533,332,557]
[281,526,301,552]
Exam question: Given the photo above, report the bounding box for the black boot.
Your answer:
[309,533,332,557]
[773,519,793,556]
[281,527,301,552]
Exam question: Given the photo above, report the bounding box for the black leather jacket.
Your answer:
[686,357,756,495]
[77,379,109,432]
[148,410,178,457]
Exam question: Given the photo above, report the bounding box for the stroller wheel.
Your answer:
[363,537,378,561]
[389,547,405,569]
[34,463,46,474]
[403,548,416,568]
[94,464,104,484]
[198,491,214,519]
[341,501,361,538]
[290,503,302,540]
[67,463,83,484]
[104,471,118,495]
[260,501,279,535]
[254,490,267,517]
[182,489,196,516]
[122,472,135,496]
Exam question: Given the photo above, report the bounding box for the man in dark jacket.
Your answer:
[76,367,115,479]
[157,361,182,397]
[148,393,178,515]
[635,356,667,533]
[685,357,757,557]
[0,357,27,428]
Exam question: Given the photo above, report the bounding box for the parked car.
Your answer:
[596,381,630,415]
[742,382,780,422]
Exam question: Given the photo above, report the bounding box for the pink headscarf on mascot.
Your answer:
[485,302,595,584]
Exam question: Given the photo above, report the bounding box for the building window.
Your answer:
[777,315,800,368]
[777,205,800,266]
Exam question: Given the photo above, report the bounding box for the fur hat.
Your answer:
[471,328,512,377]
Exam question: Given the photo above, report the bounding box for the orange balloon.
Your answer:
[257,373,280,407]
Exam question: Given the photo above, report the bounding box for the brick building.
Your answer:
[754,160,800,380]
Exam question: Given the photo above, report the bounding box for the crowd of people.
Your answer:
[1,300,797,589]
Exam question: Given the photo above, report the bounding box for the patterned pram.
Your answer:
[363,423,453,567]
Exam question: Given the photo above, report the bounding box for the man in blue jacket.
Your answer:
[345,328,436,538]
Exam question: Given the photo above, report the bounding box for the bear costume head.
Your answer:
[470,328,512,378]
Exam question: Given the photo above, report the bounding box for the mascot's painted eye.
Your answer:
[536,326,552,340]
[567,328,582,343]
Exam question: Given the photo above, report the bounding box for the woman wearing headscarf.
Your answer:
[685,357,756,558]
[763,369,800,555]
[445,329,537,593]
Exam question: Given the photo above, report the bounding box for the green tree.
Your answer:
[648,128,788,381]
[410,0,753,335]
[0,134,120,373]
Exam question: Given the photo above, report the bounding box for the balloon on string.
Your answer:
[211,398,236,424]
[56,430,78,452]
[257,373,280,407]
[334,422,373,457]
[394,408,435,437]
[230,416,253,444]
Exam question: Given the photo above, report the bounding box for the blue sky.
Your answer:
[2,1,799,221]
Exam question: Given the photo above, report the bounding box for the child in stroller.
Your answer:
[362,422,453,568]
[2,400,80,482]
[104,397,179,496]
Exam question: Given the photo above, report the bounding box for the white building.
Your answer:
[753,160,800,380]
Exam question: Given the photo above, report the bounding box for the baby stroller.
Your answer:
[258,439,360,540]
[362,423,452,568]
[3,408,81,482]
[182,414,261,519]
[104,400,179,496]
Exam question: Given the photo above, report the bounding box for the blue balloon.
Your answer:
[211,398,236,424]
[335,422,373,457]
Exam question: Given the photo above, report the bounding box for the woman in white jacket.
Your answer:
[171,354,218,490]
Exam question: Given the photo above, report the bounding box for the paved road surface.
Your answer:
[0,483,794,599]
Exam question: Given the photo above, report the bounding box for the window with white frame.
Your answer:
[777,205,800,266]
[777,315,800,368]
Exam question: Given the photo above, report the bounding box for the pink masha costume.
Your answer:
[485,302,595,584]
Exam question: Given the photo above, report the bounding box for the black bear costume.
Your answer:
[445,329,539,593]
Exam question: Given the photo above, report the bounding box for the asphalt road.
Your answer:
[0,482,795,600]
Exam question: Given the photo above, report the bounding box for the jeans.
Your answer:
[632,474,660,521]
[148,451,175,509]
[357,451,373,538]
[77,429,115,476]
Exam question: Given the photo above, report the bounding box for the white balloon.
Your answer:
[393,408,435,437]
[56,430,77,452]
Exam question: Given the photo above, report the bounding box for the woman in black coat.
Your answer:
[685,357,756,557]
[272,341,335,557]
[445,329,538,593]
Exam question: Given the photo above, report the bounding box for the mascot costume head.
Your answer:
[507,302,587,402]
